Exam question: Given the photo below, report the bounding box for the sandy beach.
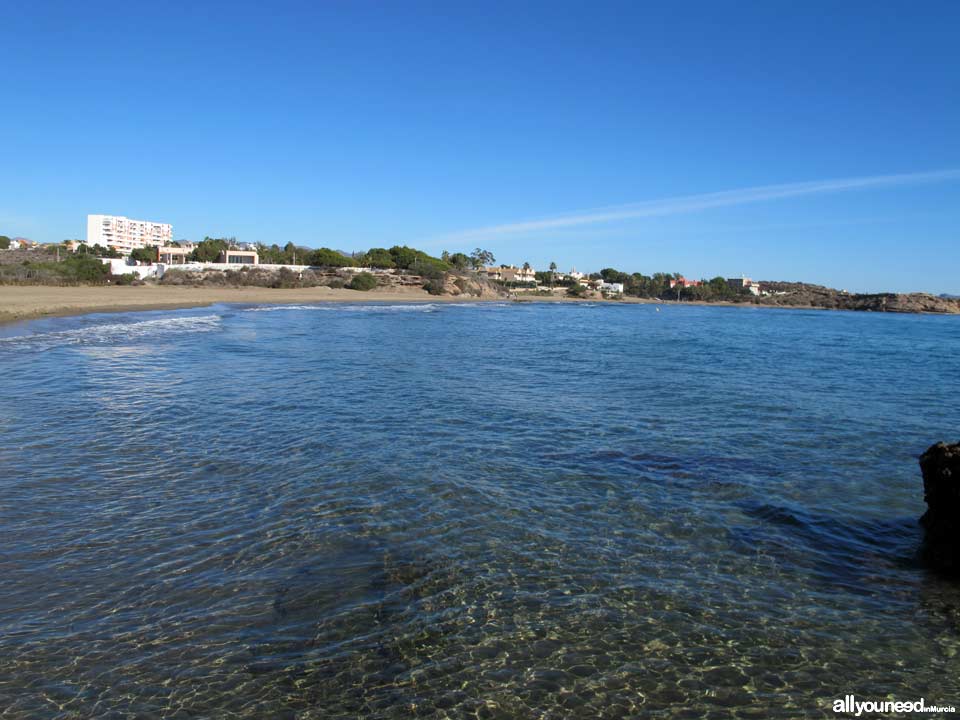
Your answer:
[0,284,494,326]
[0,284,833,326]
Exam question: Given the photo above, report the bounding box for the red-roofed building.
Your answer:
[669,277,702,289]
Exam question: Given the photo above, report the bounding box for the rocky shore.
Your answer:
[755,282,960,314]
[918,442,960,573]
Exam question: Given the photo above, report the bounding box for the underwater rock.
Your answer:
[919,441,960,573]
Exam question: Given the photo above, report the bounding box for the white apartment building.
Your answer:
[86,214,173,254]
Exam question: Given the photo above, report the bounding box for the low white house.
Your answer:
[99,257,161,279]
[600,282,624,294]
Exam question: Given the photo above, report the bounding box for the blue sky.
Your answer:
[1,1,958,293]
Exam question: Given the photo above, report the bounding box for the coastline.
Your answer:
[1,284,952,327]
[0,285,495,327]
[0,285,744,327]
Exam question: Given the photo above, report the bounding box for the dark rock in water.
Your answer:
[919,442,960,573]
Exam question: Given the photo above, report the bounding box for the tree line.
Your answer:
[187,238,499,278]
[596,269,749,300]
[532,264,754,301]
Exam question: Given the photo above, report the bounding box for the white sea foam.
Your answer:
[348,304,440,313]
[0,314,222,353]
[243,304,337,313]
[243,303,441,313]
[447,302,512,308]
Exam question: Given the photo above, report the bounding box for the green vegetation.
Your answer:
[347,272,378,291]
[189,237,231,262]
[469,248,495,270]
[113,272,140,286]
[129,247,156,264]
[566,283,589,298]
[385,245,449,276]
[75,243,121,258]
[354,247,395,268]
[0,236,11,250]
[441,251,472,271]
[587,268,752,301]
[423,278,446,295]
[0,235,495,298]
[272,267,300,288]
[537,270,573,287]
[0,253,112,285]
[306,247,353,267]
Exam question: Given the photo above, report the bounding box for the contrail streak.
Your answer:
[439,168,960,241]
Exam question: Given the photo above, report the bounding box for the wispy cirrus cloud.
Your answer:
[433,168,960,242]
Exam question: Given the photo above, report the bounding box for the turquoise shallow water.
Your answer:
[1,301,959,718]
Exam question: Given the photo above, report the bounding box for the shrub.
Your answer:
[355,247,395,268]
[273,267,300,289]
[160,269,189,285]
[388,246,450,273]
[0,253,111,285]
[567,284,589,298]
[423,278,446,295]
[308,248,354,267]
[410,259,447,280]
[348,272,378,291]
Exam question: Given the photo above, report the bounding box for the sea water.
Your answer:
[1,302,959,718]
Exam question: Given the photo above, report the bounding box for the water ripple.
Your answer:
[1,303,959,717]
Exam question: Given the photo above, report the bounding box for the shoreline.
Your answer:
[0,284,953,327]
[0,285,498,327]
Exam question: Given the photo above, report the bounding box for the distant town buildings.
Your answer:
[669,276,702,289]
[727,276,761,295]
[482,265,536,283]
[86,214,172,254]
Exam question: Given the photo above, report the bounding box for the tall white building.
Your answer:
[86,214,173,254]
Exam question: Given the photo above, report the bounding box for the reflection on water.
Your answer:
[1,302,959,718]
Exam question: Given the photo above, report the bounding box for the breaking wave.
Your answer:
[0,314,223,353]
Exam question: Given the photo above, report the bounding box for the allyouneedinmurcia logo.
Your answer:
[832,695,956,716]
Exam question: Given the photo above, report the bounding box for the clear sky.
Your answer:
[2,1,958,293]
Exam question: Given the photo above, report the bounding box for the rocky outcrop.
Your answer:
[442,273,506,298]
[919,442,960,573]
[756,282,960,314]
